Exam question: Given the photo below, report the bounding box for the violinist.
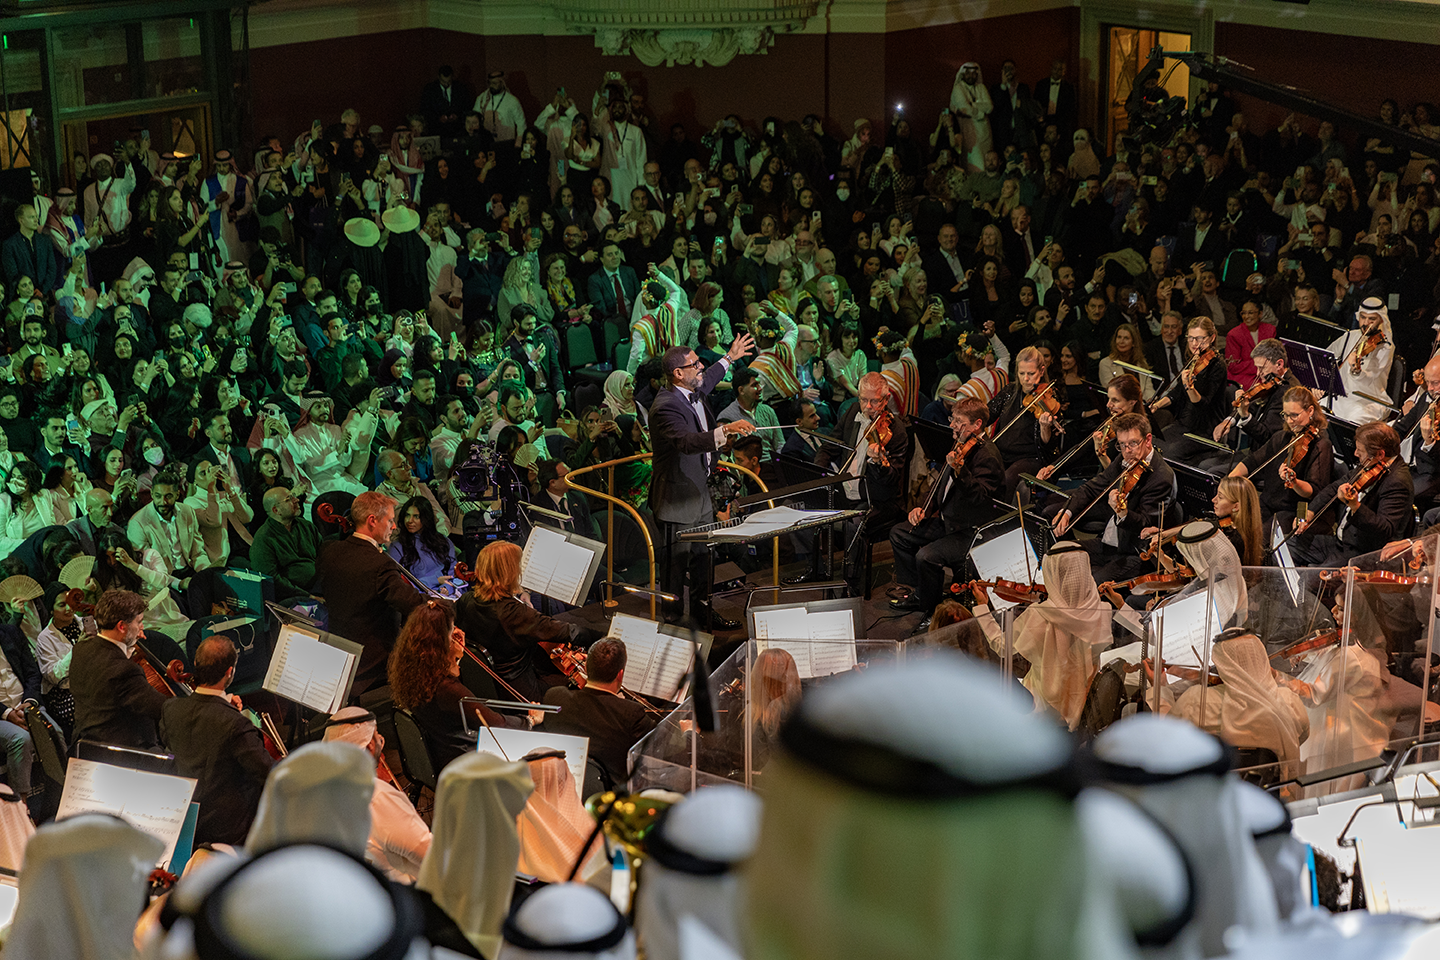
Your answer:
[889,397,1003,619]
[814,373,909,595]
[1390,353,1440,515]
[1291,422,1413,567]
[1140,475,1262,567]
[987,345,1061,498]
[453,540,600,703]
[69,588,167,751]
[970,542,1111,731]
[1151,317,1228,462]
[1207,339,1297,465]
[1036,373,1143,480]
[1053,412,1175,583]
[538,639,661,789]
[158,635,275,846]
[1228,386,1333,530]
[1326,298,1394,424]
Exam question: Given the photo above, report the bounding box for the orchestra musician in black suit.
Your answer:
[1052,412,1176,583]
[889,397,1004,621]
[649,338,757,625]
[987,345,1061,498]
[69,589,168,751]
[1200,338,1298,473]
[159,635,275,845]
[1390,353,1440,515]
[1290,422,1414,567]
[813,372,909,596]
[315,492,424,694]
[539,639,660,789]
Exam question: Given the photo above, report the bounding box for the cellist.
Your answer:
[888,397,1003,622]
[1052,412,1176,583]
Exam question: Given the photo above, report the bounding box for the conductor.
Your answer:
[651,337,757,626]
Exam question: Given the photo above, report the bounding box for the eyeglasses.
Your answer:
[1281,412,1308,422]
[1116,438,1147,451]
[676,359,703,371]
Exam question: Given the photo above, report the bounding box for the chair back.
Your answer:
[392,708,438,794]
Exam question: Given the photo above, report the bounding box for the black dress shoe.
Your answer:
[782,571,818,585]
[888,596,926,612]
[696,603,742,630]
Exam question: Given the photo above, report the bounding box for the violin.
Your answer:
[1106,568,1193,595]
[1269,629,1341,662]
[1095,416,1118,452]
[316,500,354,533]
[540,641,589,688]
[1294,454,1393,535]
[1350,326,1387,375]
[1113,457,1148,514]
[862,409,894,467]
[1021,380,1064,427]
[64,588,94,616]
[1181,348,1218,389]
[1143,658,1222,686]
[1283,424,1320,489]
[1233,370,1282,409]
[963,578,1048,605]
[1317,568,1428,592]
[132,641,192,698]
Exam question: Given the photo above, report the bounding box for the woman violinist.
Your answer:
[1228,386,1333,533]
[1141,475,1262,568]
[1150,317,1228,462]
[452,541,601,703]
[1036,373,1145,482]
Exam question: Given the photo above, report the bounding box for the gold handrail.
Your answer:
[563,452,781,617]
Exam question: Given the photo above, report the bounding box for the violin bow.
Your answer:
[1059,459,1136,536]
[990,379,1059,447]
[1270,453,1387,559]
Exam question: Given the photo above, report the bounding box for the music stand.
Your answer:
[1328,414,1359,465]
[776,457,839,579]
[1279,311,1343,346]
[1170,461,1221,520]
[908,417,955,463]
[1281,337,1345,410]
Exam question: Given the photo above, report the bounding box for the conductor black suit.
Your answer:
[160,692,275,844]
[539,685,660,787]
[649,353,735,615]
[317,535,425,694]
[70,635,169,751]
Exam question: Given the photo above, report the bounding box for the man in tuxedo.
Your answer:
[989,59,1035,152]
[585,241,640,324]
[1052,413,1176,584]
[159,636,275,845]
[539,639,660,788]
[640,162,668,216]
[1001,205,1040,277]
[1033,59,1078,137]
[650,339,757,625]
[922,224,968,303]
[70,589,168,751]
[1292,422,1413,566]
[316,492,424,694]
[538,460,599,541]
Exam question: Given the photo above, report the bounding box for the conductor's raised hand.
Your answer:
[722,419,756,437]
[727,333,755,362]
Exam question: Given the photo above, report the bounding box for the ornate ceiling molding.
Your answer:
[563,1,819,66]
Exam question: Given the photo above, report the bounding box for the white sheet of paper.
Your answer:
[56,759,197,868]
[709,506,843,540]
[970,529,1042,612]
[1356,814,1440,919]
[475,728,590,803]
[752,606,812,642]
[1150,591,1223,668]
[0,878,15,927]
[519,527,567,597]
[805,610,857,677]
[264,625,354,713]
[1272,521,1303,606]
[548,540,594,605]
[608,614,694,700]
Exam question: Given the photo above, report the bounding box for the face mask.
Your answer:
[144,447,165,466]
[836,187,850,202]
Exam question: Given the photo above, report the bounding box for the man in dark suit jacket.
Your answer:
[66,490,124,557]
[889,397,1004,618]
[1,204,59,293]
[420,66,471,140]
[649,339,757,621]
[70,589,169,751]
[585,242,641,324]
[1053,412,1176,584]
[1174,203,1228,272]
[1143,311,1188,393]
[159,635,275,845]
[921,224,968,303]
[197,409,253,490]
[1292,422,1414,567]
[1033,60,1078,137]
[539,639,660,787]
[538,460,599,541]
[1000,206,1042,277]
[316,492,424,694]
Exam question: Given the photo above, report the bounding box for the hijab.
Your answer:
[603,370,634,419]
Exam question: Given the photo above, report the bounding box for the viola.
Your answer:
[540,641,589,688]
[316,500,354,533]
[63,588,94,616]
[1113,457,1148,513]
[1283,424,1320,489]
[862,409,894,467]
[963,578,1048,605]
[132,642,192,698]
[1234,370,1283,409]
[1346,454,1393,501]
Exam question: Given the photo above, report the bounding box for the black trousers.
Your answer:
[889,518,976,612]
[662,520,711,615]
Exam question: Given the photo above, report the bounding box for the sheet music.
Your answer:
[709,505,843,541]
[1273,521,1303,606]
[519,527,598,605]
[608,615,694,701]
[969,529,1041,612]
[1150,591,1223,668]
[754,606,857,678]
[56,759,197,868]
[264,625,354,713]
[475,728,589,803]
